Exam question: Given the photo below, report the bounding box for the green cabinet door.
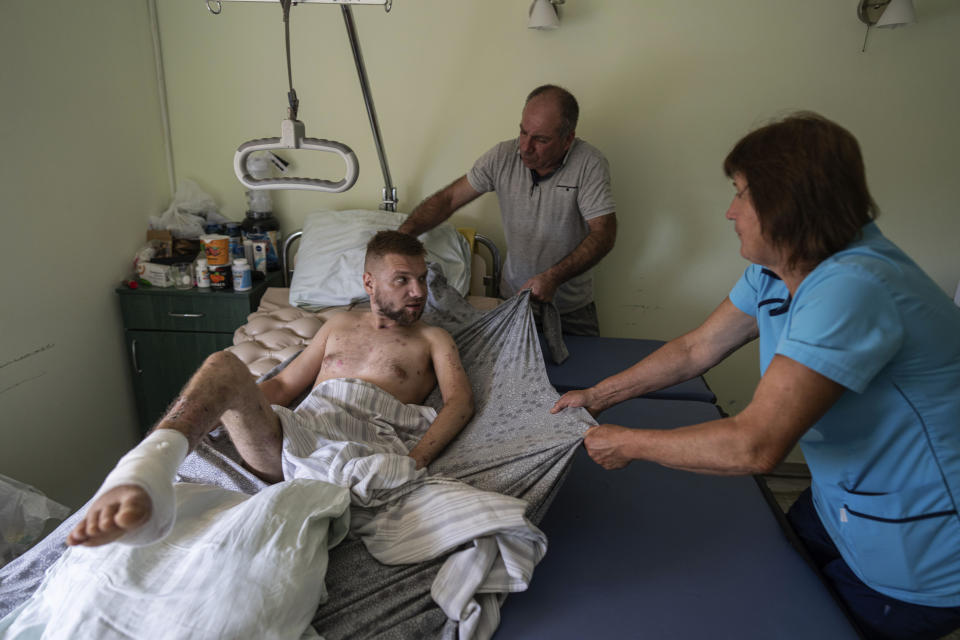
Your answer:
[124,330,235,433]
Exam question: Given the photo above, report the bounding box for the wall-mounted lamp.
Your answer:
[528,0,564,30]
[857,0,917,51]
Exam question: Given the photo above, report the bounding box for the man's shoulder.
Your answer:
[322,309,367,330]
[468,139,519,192]
[328,308,366,321]
[478,139,520,164]
[417,321,455,343]
[568,138,609,165]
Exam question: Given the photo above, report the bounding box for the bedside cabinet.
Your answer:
[116,272,281,433]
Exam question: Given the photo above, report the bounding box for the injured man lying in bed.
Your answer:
[70,230,474,549]
[2,230,561,640]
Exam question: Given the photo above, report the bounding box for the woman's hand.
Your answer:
[550,388,601,417]
[583,424,633,470]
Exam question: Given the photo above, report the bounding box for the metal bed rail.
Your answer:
[473,234,501,298]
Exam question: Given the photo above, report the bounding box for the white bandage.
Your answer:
[93,428,189,546]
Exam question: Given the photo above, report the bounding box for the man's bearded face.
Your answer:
[368,254,428,326]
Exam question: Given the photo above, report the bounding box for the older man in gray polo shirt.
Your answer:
[398,84,617,335]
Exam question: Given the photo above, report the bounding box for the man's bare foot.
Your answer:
[66,485,152,547]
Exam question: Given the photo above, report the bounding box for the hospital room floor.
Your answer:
[763,464,960,640]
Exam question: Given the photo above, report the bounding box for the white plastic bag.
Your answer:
[0,473,71,567]
[149,179,230,239]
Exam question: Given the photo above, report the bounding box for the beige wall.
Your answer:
[158,0,960,427]
[0,2,169,507]
[2,0,957,503]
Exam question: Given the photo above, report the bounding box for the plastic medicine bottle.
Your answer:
[232,258,252,292]
[195,258,211,289]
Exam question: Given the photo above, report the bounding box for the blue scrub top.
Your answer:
[729,222,960,607]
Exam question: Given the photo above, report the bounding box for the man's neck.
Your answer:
[532,165,560,181]
[371,312,397,330]
[368,308,413,331]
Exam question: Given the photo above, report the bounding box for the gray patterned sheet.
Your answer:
[0,267,591,639]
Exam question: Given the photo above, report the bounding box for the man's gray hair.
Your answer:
[526,84,579,138]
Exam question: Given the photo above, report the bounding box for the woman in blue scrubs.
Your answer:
[551,112,960,640]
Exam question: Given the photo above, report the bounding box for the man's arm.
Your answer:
[583,354,846,475]
[520,213,617,302]
[407,328,475,468]
[398,175,483,237]
[257,315,338,407]
[551,297,758,415]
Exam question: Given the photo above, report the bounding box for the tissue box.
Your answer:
[138,262,173,288]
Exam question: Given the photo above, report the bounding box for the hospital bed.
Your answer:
[0,256,581,638]
[0,219,580,638]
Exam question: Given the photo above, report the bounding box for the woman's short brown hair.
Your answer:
[723,112,878,270]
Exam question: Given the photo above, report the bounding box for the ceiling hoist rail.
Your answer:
[207,0,397,210]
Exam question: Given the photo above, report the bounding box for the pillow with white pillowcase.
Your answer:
[288,209,471,310]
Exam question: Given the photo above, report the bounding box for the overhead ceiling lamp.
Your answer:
[857,0,917,51]
[528,0,563,30]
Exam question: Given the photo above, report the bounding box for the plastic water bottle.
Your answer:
[226,222,244,260]
[232,258,252,292]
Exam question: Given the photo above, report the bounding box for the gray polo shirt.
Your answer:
[467,137,616,314]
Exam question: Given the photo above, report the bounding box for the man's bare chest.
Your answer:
[321,328,432,378]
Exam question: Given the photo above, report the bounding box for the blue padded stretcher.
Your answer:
[539,335,717,403]
[496,398,859,639]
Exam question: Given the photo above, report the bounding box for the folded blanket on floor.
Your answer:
[0,267,592,640]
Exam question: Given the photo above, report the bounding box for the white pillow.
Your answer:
[288,209,471,310]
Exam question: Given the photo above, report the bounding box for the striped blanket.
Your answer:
[0,267,591,639]
[278,377,549,639]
